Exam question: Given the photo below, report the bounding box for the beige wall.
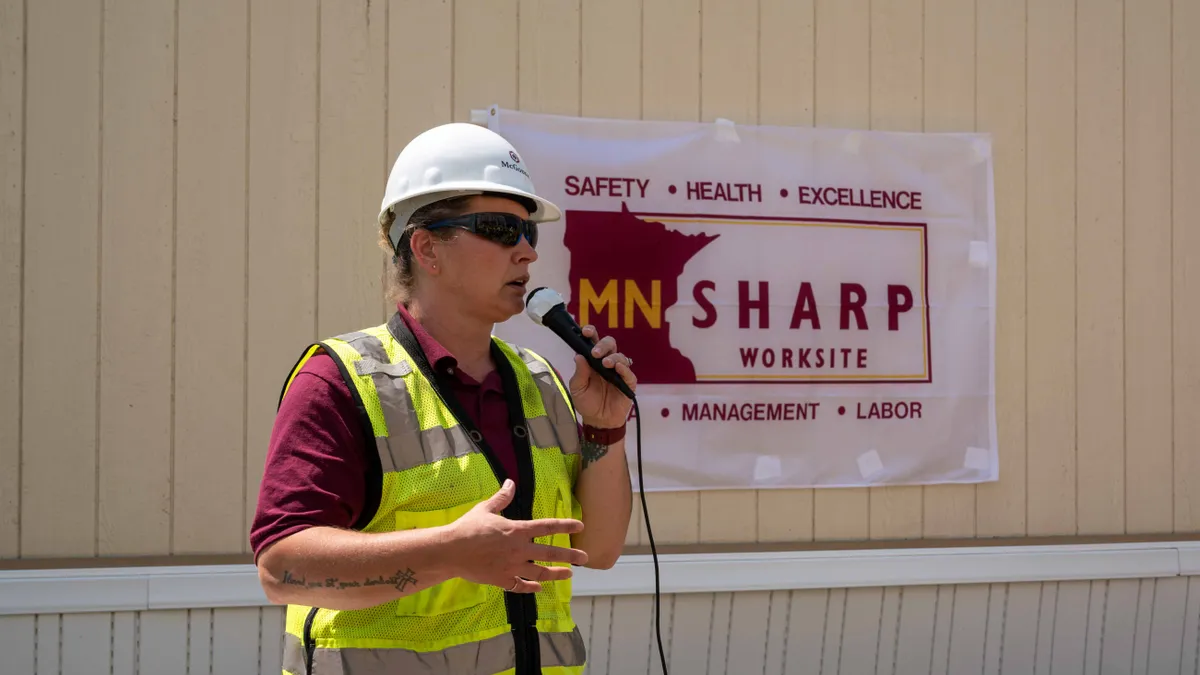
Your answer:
[1,0,1198,562]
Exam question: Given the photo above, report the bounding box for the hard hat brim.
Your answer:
[379,181,562,227]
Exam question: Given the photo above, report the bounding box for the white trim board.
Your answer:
[4,541,1200,616]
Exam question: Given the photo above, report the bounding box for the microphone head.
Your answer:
[524,286,565,325]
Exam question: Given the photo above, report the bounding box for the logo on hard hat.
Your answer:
[501,153,531,179]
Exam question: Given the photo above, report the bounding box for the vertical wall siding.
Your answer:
[0,607,287,675]
[245,0,320,550]
[2,580,1200,675]
[0,0,25,560]
[98,0,176,558]
[1,0,1199,559]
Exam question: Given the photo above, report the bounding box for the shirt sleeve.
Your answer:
[249,352,368,563]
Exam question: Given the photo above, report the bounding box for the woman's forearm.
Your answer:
[257,480,591,610]
[572,436,633,569]
[256,525,458,610]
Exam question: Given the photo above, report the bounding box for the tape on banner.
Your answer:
[469,109,490,126]
[753,455,783,483]
[714,118,740,143]
[968,241,990,268]
[963,447,991,471]
[857,450,884,479]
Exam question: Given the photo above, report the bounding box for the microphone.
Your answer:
[525,286,636,401]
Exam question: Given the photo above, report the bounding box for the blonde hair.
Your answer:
[378,195,473,305]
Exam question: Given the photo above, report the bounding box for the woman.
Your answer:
[251,122,635,675]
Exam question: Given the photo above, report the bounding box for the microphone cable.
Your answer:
[522,286,667,671]
[630,397,669,675]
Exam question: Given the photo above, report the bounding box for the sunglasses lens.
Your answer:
[473,213,519,246]
[472,213,538,248]
[428,213,537,248]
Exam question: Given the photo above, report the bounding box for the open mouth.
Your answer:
[506,276,529,290]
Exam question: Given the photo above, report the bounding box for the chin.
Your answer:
[491,297,525,323]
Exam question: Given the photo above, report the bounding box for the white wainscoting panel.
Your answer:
[6,542,1200,674]
[1,579,1200,675]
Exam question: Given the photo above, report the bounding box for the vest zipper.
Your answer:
[505,518,541,674]
[302,607,319,675]
[385,314,542,674]
[476,440,539,674]
[508,376,540,675]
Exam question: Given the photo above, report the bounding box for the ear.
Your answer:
[408,229,442,275]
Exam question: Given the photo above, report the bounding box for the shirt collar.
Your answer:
[395,303,504,392]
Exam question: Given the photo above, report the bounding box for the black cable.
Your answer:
[632,398,669,675]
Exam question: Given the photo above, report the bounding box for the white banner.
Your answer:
[486,106,998,491]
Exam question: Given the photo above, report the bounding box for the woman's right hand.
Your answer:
[445,479,589,593]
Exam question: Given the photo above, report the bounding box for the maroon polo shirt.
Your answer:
[250,305,527,562]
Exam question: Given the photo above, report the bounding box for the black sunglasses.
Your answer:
[423,212,539,249]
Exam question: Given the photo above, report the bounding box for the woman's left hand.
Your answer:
[568,325,636,429]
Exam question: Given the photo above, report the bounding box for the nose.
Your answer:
[513,235,537,263]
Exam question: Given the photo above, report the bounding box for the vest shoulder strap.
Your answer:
[492,337,578,423]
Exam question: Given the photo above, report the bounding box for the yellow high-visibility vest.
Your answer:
[276,313,585,675]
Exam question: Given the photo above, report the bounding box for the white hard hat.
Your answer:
[379,122,562,251]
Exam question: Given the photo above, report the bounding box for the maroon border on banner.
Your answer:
[619,209,934,386]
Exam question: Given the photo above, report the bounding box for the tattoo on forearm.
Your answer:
[581,439,610,469]
[281,568,418,592]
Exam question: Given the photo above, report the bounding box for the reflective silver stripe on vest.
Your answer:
[525,416,560,452]
[334,330,373,345]
[521,353,581,457]
[358,380,481,474]
[282,627,585,675]
[340,332,417,468]
[342,334,579,473]
[339,331,471,474]
[354,353,425,473]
